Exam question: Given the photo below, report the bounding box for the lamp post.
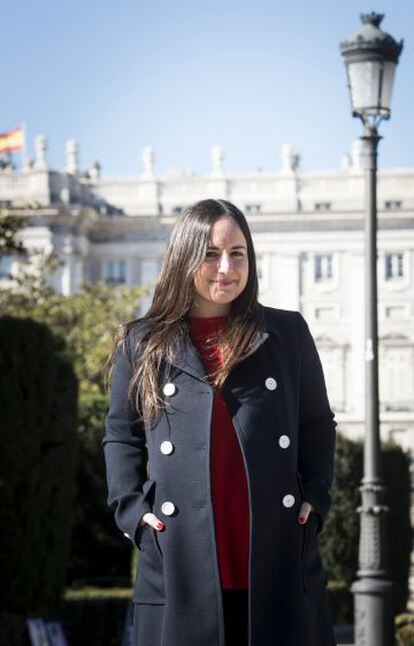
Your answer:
[340,13,403,646]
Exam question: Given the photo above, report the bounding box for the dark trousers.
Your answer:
[221,588,248,646]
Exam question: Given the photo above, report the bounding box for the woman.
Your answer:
[103,198,337,646]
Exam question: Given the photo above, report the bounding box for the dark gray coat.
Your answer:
[103,304,337,646]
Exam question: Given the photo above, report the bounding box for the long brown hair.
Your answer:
[107,198,263,425]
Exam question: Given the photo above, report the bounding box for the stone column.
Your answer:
[34,135,48,170]
[66,139,79,174]
[279,144,301,211]
[210,145,224,178]
[141,147,155,180]
[89,160,101,181]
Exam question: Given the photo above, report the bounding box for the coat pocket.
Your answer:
[300,512,328,593]
[133,528,166,604]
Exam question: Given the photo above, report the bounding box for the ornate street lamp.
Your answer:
[340,13,403,646]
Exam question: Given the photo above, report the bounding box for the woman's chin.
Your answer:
[210,292,238,304]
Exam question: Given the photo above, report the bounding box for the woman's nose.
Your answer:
[218,252,231,273]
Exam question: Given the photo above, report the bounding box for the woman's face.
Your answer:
[190,215,249,316]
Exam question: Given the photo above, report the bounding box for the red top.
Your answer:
[187,315,249,590]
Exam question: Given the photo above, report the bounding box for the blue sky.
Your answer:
[1,1,412,176]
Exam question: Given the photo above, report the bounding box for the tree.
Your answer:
[0,211,28,255]
[0,208,64,302]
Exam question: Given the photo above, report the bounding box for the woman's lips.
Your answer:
[214,280,234,286]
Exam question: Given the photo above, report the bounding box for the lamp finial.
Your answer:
[360,12,384,28]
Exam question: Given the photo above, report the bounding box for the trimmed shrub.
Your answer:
[320,433,362,588]
[383,444,412,612]
[0,316,78,619]
[327,580,353,625]
[60,587,131,646]
[320,432,411,620]
[66,393,132,586]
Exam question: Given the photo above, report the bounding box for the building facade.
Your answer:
[1,135,413,605]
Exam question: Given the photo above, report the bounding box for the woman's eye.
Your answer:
[205,251,245,258]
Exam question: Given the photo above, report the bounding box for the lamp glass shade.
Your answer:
[346,58,397,118]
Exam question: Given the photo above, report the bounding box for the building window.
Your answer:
[314,202,331,211]
[315,254,333,281]
[384,200,402,210]
[103,259,126,284]
[385,253,403,280]
[380,343,414,411]
[245,204,261,215]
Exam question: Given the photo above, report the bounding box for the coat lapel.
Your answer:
[171,335,208,382]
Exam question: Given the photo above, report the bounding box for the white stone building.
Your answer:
[1,136,413,604]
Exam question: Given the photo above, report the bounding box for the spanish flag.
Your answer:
[0,126,24,154]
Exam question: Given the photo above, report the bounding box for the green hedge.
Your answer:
[66,393,132,586]
[61,588,131,646]
[327,580,353,624]
[320,433,362,588]
[320,432,411,619]
[0,316,78,620]
[0,589,131,646]
[396,613,414,646]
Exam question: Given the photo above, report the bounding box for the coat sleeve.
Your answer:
[297,312,337,534]
[102,333,153,549]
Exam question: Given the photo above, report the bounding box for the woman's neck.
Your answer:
[187,302,231,318]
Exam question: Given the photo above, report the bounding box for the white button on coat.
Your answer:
[163,382,176,396]
[278,435,290,449]
[161,501,176,516]
[123,532,131,539]
[160,440,174,455]
[282,494,295,508]
[265,377,277,390]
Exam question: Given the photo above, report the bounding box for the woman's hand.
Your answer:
[139,512,165,531]
[298,501,314,524]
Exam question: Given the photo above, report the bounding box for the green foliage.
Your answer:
[320,432,411,616]
[0,280,148,396]
[326,580,353,624]
[0,317,78,616]
[0,613,27,646]
[0,237,149,586]
[0,209,64,294]
[0,212,28,255]
[67,393,132,585]
[60,589,131,646]
[0,589,132,646]
[320,432,362,587]
[383,443,412,612]
[396,613,414,646]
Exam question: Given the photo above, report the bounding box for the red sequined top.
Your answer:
[187,314,249,590]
